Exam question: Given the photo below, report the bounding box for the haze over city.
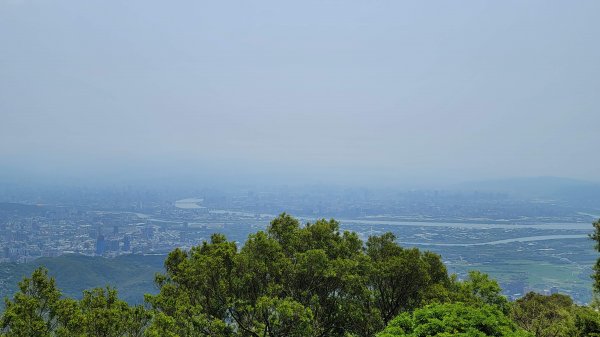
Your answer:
[2,0,599,187]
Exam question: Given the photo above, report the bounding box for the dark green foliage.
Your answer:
[1,268,61,337]
[146,213,449,337]
[367,233,448,324]
[450,271,510,314]
[591,218,600,293]
[376,302,532,337]
[572,305,600,337]
[510,292,600,337]
[62,287,150,337]
[1,268,150,337]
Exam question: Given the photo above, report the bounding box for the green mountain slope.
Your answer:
[0,254,165,305]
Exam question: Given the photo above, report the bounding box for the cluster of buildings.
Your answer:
[0,199,247,264]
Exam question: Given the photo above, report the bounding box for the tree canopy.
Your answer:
[510,292,600,337]
[376,302,531,337]
[145,213,449,336]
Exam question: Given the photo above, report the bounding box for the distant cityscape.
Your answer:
[0,184,594,262]
[1,179,600,303]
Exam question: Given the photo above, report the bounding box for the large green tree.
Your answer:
[366,233,448,324]
[146,213,450,337]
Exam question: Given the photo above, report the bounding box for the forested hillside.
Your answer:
[2,214,600,337]
[0,254,163,304]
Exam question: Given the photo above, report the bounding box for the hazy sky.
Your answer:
[1,1,599,185]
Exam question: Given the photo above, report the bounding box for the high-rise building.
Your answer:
[122,235,131,251]
[95,234,106,255]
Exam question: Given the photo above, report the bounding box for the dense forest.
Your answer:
[2,214,600,337]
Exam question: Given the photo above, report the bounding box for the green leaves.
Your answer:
[591,219,600,293]
[367,233,448,325]
[510,292,600,337]
[76,287,149,337]
[377,303,532,337]
[1,268,61,337]
[146,213,449,337]
[253,297,313,337]
[451,271,510,314]
[1,268,150,337]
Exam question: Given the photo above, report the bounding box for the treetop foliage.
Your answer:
[144,213,449,336]
[376,302,532,337]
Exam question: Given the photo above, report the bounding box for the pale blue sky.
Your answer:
[1,1,599,185]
